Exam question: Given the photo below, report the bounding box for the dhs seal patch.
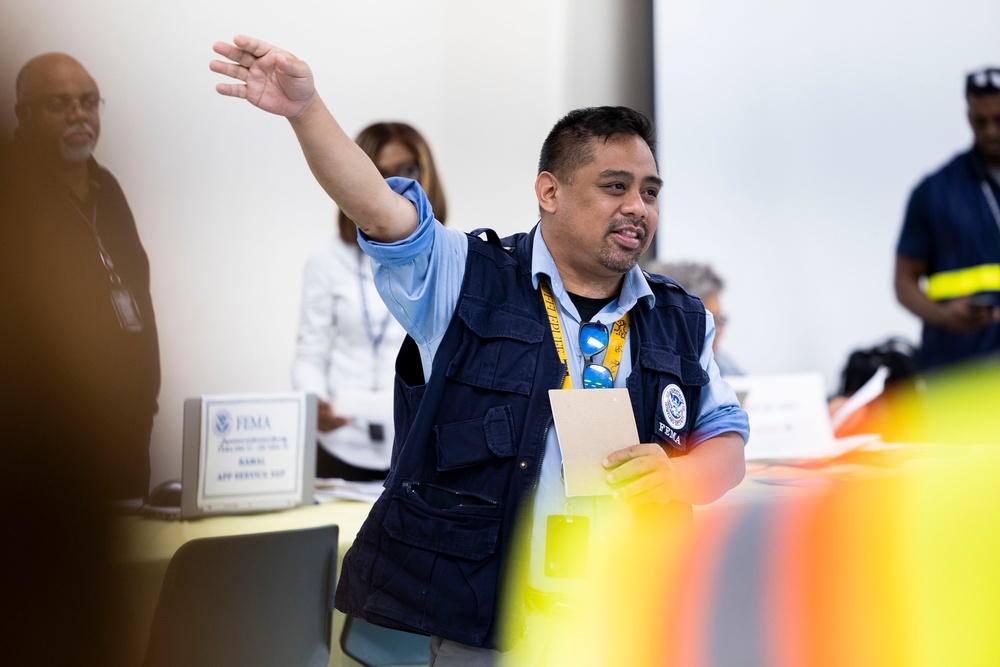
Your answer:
[661,384,687,430]
[212,409,233,437]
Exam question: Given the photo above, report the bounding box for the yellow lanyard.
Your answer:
[539,280,628,390]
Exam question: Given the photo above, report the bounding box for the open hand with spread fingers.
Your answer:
[210,34,316,118]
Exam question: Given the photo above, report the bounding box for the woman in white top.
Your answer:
[292,122,448,480]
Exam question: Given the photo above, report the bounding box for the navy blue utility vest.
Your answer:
[334,228,709,648]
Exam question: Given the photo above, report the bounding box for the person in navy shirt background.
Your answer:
[895,67,1000,370]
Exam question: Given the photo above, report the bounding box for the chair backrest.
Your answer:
[340,615,430,667]
[143,524,338,667]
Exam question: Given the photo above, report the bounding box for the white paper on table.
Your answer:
[327,388,394,445]
[829,365,889,431]
[727,372,865,461]
[548,388,639,497]
[314,478,384,502]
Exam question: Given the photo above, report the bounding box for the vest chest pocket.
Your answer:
[446,298,546,396]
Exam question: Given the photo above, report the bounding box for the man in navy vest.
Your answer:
[212,35,749,666]
[895,67,1000,371]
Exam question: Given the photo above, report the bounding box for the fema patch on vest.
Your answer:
[661,384,687,430]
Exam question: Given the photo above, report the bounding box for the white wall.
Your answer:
[653,0,999,393]
[8,0,995,488]
[0,0,652,490]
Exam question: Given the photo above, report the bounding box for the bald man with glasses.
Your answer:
[0,53,161,503]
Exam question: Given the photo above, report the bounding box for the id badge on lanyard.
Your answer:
[76,196,145,333]
[544,513,589,578]
[110,282,144,333]
[539,279,628,579]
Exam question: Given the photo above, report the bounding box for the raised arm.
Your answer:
[210,35,417,242]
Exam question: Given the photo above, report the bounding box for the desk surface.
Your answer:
[113,497,373,563]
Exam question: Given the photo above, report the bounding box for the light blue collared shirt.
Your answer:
[360,178,748,592]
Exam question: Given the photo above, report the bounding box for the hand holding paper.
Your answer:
[549,387,744,504]
[549,388,640,497]
[603,443,678,505]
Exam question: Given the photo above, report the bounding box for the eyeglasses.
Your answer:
[378,163,423,180]
[25,94,104,114]
[580,321,614,389]
[966,68,1000,94]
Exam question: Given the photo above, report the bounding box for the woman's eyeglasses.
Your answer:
[580,321,614,389]
[378,163,423,180]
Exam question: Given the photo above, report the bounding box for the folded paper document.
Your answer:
[726,372,878,461]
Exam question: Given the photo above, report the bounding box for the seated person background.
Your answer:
[645,260,743,376]
[828,336,921,439]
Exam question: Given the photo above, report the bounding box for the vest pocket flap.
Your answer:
[457,298,546,343]
[640,347,709,386]
[434,406,516,470]
[448,300,545,395]
[385,488,500,560]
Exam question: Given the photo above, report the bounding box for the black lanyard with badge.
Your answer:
[69,193,144,333]
[539,279,628,578]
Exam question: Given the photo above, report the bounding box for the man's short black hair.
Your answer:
[965,67,1000,97]
[538,106,658,180]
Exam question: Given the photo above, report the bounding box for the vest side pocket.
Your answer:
[365,486,502,645]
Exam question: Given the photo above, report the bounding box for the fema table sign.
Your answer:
[180,392,317,518]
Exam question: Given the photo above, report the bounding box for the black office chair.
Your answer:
[340,614,429,667]
[143,524,339,667]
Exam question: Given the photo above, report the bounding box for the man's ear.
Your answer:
[535,171,559,214]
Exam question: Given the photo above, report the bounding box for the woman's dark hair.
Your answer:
[338,121,447,243]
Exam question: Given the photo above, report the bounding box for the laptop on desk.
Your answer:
[141,392,317,520]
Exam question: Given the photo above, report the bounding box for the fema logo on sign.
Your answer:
[212,410,233,437]
[661,384,687,430]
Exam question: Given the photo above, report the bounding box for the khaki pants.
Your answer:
[428,592,581,667]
